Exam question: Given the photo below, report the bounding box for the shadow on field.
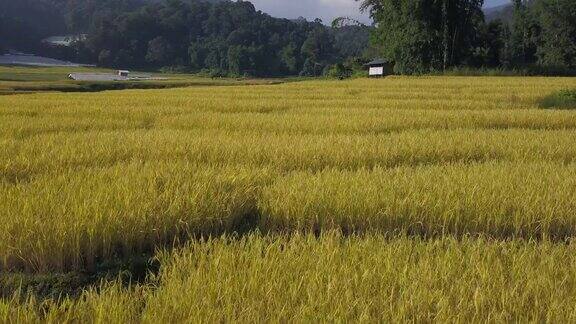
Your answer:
[0,209,263,301]
[0,257,159,300]
[4,200,576,302]
[3,81,209,94]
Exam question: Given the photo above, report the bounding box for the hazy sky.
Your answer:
[249,0,511,25]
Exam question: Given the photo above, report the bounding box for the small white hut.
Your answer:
[365,59,391,77]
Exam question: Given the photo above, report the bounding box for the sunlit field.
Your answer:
[2,76,576,321]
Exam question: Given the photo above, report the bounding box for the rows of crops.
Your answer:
[1,76,576,320]
[3,234,576,322]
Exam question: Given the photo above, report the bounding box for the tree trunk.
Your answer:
[442,0,449,70]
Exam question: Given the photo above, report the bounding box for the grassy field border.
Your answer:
[0,65,288,94]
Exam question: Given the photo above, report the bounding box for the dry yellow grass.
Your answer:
[2,76,576,322]
[3,234,576,323]
[2,77,576,271]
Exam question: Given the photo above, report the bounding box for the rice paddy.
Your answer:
[1,76,576,321]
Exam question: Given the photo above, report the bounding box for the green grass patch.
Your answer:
[0,66,114,82]
[0,66,286,94]
[439,66,530,76]
[539,89,576,109]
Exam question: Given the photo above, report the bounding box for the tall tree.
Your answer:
[532,0,576,69]
[507,0,538,66]
[359,0,485,74]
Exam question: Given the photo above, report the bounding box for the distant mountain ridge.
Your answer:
[484,3,514,22]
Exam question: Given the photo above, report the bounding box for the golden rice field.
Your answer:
[1,76,576,321]
[4,234,576,323]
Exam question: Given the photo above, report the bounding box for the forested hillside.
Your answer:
[0,0,371,76]
[2,0,573,76]
[0,0,66,53]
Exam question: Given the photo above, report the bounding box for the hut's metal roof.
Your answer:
[365,59,388,66]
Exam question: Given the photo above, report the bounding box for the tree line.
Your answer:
[0,0,371,77]
[1,0,574,76]
[360,0,576,74]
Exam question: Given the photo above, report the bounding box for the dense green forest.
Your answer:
[0,0,574,76]
[0,0,66,53]
[361,0,576,74]
[0,0,371,77]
